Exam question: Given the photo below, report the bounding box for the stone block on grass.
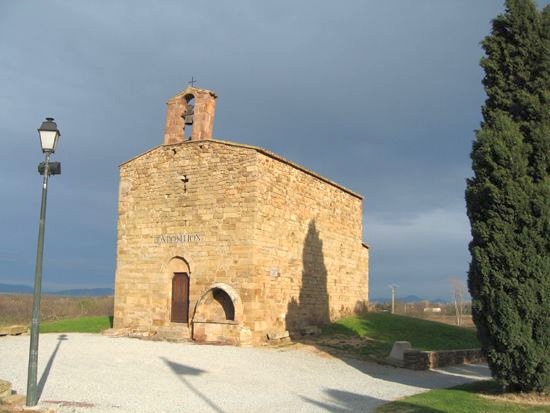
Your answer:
[389,341,412,361]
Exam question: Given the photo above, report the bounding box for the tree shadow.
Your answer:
[283,222,490,398]
[286,220,329,332]
[341,356,491,388]
[37,334,68,400]
[301,388,444,413]
[431,364,491,381]
[160,357,225,413]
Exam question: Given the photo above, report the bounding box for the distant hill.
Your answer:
[0,283,113,296]
[47,288,114,297]
[370,295,449,304]
[0,283,34,294]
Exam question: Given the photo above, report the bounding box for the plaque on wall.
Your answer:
[155,233,201,244]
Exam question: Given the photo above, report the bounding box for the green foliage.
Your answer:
[466,0,550,392]
[481,0,542,125]
[320,313,479,361]
[377,381,549,413]
[39,316,113,333]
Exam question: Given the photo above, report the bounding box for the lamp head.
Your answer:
[38,117,60,153]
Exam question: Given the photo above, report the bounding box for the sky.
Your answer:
[1,1,546,300]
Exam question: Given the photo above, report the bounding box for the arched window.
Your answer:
[183,94,195,140]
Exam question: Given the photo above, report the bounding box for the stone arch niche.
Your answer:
[192,283,250,345]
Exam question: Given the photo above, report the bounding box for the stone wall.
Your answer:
[114,139,368,344]
[114,140,258,332]
[403,349,485,370]
[251,151,368,336]
[163,86,217,144]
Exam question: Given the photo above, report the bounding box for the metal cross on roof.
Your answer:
[188,76,197,87]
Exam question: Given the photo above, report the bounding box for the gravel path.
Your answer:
[0,333,489,412]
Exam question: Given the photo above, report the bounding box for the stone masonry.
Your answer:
[163,86,216,144]
[113,86,369,344]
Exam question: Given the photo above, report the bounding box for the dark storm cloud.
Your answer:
[1,0,526,298]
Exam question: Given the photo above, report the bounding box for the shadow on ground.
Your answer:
[37,334,68,401]
[301,388,444,413]
[161,357,225,413]
[284,220,488,397]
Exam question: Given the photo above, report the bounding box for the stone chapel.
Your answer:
[113,85,369,345]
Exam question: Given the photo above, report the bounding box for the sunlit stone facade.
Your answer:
[113,86,369,344]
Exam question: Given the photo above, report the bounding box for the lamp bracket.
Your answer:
[38,162,61,176]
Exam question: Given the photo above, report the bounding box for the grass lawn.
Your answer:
[316,312,480,361]
[39,315,113,333]
[376,380,549,413]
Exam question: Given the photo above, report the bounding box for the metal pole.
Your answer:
[26,153,51,407]
[389,284,397,314]
[391,287,395,314]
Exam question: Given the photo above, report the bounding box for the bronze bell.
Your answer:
[184,104,194,125]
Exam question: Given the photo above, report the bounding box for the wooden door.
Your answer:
[171,272,189,323]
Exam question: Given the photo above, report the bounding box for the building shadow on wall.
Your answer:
[286,220,330,332]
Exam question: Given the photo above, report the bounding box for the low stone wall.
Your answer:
[192,321,252,345]
[403,348,484,370]
[0,325,27,336]
[0,379,26,408]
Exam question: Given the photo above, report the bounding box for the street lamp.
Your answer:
[26,117,61,407]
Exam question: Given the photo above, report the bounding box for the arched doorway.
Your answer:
[171,272,189,323]
[167,257,191,324]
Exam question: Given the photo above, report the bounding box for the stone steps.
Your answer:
[0,325,27,336]
[0,379,11,399]
[0,379,26,409]
[155,324,192,343]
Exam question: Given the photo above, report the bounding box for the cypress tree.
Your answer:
[480,0,542,127]
[466,0,549,392]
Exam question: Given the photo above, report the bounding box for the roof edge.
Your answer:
[119,139,364,200]
[167,86,217,103]
[119,145,163,167]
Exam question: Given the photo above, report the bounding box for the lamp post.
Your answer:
[26,117,61,407]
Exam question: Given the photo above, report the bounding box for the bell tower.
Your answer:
[163,86,217,145]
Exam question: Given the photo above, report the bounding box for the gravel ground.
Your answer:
[0,333,490,413]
